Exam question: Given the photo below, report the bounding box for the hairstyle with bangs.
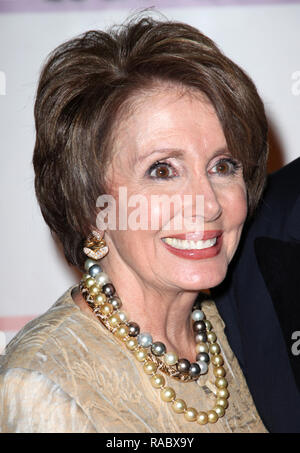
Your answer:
[33,14,268,270]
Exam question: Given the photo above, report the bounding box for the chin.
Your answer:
[171,262,228,291]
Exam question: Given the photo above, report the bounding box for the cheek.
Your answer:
[124,190,177,232]
[107,229,147,268]
[147,197,175,231]
[238,187,248,225]
[222,185,248,260]
[106,190,160,253]
[223,183,248,225]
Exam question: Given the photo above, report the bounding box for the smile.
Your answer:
[160,231,222,260]
[162,237,217,250]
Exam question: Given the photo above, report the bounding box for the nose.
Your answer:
[190,175,222,223]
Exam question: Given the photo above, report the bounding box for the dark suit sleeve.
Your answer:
[212,157,300,433]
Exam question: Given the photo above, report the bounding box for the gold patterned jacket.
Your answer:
[0,287,267,433]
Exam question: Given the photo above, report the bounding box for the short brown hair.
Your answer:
[33,14,268,270]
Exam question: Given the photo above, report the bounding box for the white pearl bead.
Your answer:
[94,272,110,286]
[164,352,178,366]
[191,310,205,321]
[137,333,153,348]
[117,311,127,323]
[197,360,208,375]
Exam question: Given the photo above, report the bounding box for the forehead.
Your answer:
[111,86,225,160]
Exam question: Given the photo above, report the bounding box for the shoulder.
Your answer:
[0,367,96,433]
[1,286,91,371]
[243,158,300,239]
[263,157,300,206]
[268,157,300,189]
[0,287,99,432]
[0,287,142,432]
[0,286,120,379]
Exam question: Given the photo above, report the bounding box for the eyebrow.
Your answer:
[137,146,231,163]
[137,148,185,163]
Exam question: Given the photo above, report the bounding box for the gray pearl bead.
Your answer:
[189,362,201,378]
[197,360,208,375]
[193,320,206,333]
[191,309,205,322]
[196,352,210,363]
[110,297,122,310]
[195,332,207,343]
[151,341,166,356]
[177,359,190,373]
[137,333,153,348]
[128,322,140,337]
[89,264,102,278]
[102,283,115,297]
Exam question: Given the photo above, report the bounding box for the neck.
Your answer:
[97,255,204,362]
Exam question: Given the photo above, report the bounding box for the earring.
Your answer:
[83,230,108,260]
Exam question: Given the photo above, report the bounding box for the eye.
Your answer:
[147,161,177,179]
[210,158,241,176]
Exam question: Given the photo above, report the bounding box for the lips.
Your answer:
[160,231,223,260]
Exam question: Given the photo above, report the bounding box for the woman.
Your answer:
[0,15,268,433]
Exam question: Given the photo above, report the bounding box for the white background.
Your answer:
[0,2,299,341]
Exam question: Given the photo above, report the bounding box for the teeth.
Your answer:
[162,237,217,250]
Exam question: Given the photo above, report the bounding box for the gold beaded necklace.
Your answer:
[81,232,229,426]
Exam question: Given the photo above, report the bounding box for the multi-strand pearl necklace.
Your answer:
[79,257,229,426]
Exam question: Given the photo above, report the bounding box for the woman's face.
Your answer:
[102,87,247,291]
